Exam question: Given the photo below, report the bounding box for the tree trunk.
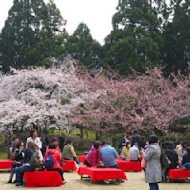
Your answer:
[80,127,84,139]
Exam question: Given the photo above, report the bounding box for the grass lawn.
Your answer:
[0,151,7,159]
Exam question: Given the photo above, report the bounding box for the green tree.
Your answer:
[0,0,66,71]
[104,0,163,75]
[34,0,67,66]
[65,22,102,67]
[162,0,190,76]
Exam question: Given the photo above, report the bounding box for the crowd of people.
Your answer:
[6,129,190,190]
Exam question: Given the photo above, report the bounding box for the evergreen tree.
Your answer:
[65,22,102,67]
[34,0,67,66]
[0,0,66,71]
[162,0,190,76]
[104,0,163,75]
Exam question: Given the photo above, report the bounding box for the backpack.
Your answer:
[184,163,190,169]
[29,152,41,169]
[44,154,54,169]
[160,152,170,169]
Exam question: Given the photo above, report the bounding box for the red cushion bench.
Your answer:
[77,165,127,182]
[24,171,63,187]
[169,169,190,180]
[62,160,77,172]
[0,160,13,170]
[116,159,142,172]
[78,155,85,164]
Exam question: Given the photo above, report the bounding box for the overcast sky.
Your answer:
[0,0,118,44]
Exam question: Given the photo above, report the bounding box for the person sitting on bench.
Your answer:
[129,143,140,162]
[100,140,119,168]
[84,141,101,167]
[44,144,65,181]
[62,139,80,164]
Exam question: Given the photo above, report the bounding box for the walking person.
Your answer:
[144,135,162,190]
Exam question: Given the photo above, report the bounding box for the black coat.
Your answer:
[15,150,24,162]
[131,134,142,148]
[166,149,178,169]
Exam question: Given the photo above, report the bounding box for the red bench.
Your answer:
[24,171,63,187]
[116,159,142,172]
[62,160,77,172]
[78,165,127,182]
[78,155,85,164]
[0,160,13,170]
[169,169,190,180]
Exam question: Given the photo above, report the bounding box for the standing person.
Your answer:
[176,141,187,164]
[26,129,43,161]
[84,141,101,167]
[44,144,65,181]
[26,130,42,149]
[58,134,65,152]
[129,143,140,161]
[7,142,25,183]
[166,143,178,169]
[131,130,143,149]
[15,141,37,187]
[41,131,49,156]
[118,134,129,154]
[62,139,80,164]
[164,143,178,180]
[144,135,162,190]
[121,141,131,160]
[100,140,119,168]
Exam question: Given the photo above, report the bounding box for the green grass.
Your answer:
[0,151,7,159]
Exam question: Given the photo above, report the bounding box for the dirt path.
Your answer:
[0,171,189,190]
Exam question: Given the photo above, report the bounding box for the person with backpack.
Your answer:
[44,144,65,181]
[48,137,61,152]
[15,141,41,187]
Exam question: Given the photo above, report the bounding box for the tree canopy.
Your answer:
[0,0,66,71]
[65,22,102,67]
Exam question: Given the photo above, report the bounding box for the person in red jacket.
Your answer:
[44,144,64,181]
[84,141,101,167]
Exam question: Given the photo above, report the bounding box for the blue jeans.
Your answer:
[149,183,159,190]
[15,165,32,184]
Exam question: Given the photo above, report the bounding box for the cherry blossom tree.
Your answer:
[0,57,101,131]
[0,57,189,134]
[72,68,190,134]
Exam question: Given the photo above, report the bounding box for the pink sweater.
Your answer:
[85,146,99,167]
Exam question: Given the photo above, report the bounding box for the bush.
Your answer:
[60,97,70,105]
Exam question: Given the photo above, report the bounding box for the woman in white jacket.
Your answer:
[26,129,43,161]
